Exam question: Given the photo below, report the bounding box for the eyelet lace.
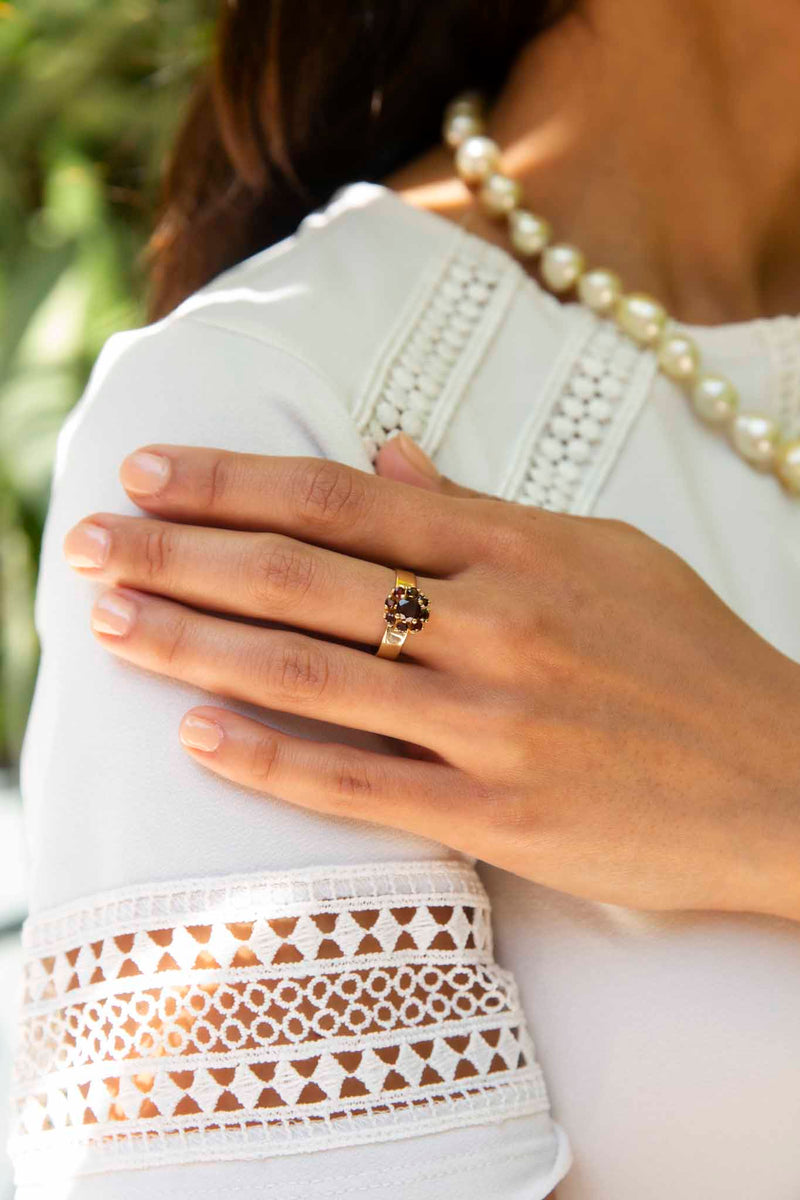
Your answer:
[10,862,550,1182]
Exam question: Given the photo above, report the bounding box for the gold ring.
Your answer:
[376,569,431,659]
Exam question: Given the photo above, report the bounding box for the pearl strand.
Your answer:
[443,93,800,496]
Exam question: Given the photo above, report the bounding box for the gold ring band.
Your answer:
[376,569,431,659]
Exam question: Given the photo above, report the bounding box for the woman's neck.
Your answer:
[388,0,800,325]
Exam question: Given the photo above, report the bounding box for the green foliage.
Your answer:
[0,0,216,769]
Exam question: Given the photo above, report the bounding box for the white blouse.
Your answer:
[10,183,800,1199]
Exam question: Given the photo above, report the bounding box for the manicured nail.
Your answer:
[120,451,171,495]
[91,590,137,636]
[180,713,224,752]
[63,521,110,568]
[393,433,439,479]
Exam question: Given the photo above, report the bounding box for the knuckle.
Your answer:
[468,502,533,568]
[198,454,229,512]
[248,536,316,611]
[266,637,330,704]
[161,611,192,668]
[142,524,174,582]
[293,459,367,530]
[332,754,376,809]
[600,516,637,539]
[247,729,283,790]
[490,513,534,566]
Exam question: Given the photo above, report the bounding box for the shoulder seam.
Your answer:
[179,311,351,409]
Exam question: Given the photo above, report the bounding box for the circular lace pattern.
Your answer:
[11,863,550,1182]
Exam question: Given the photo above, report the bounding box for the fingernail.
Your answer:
[180,713,224,752]
[393,433,439,479]
[63,521,110,568]
[91,590,137,636]
[120,451,171,495]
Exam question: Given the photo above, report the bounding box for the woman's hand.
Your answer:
[63,436,800,920]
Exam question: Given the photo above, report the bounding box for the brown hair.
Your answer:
[147,0,566,320]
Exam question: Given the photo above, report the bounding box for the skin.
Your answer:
[390,0,800,323]
[63,442,800,921]
[62,0,800,923]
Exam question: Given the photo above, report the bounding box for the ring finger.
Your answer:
[64,514,449,663]
[88,585,460,750]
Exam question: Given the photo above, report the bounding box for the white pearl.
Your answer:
[657,332,700,382]
[508,209,552,257]
[455,135,501,185]
[577,268,622,315]
[478,172,522,217]
[540,244,586,293]
[691,374,739,424]
[615,293,668,346]
[731,411,779,467]
[775,439,800,495]
[443,111,485,149]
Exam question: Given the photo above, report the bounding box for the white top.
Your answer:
[10,183,800,1199]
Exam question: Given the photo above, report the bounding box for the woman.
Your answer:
[10,0,800,1197]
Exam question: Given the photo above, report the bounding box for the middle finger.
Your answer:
[64,513,452,663]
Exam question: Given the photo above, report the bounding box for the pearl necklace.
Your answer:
[443,92,800,496]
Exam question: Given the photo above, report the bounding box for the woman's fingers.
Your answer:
[64,514,450,663]
[118,445,493,575]
[178,704,479,851]
[89,586,459,749]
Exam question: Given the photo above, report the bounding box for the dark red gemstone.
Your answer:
[396,593,423,622]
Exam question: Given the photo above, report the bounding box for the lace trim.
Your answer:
[759,315,800,438]
[499,312,656,514]
[353,229,519,464]
[10,862,549,1182]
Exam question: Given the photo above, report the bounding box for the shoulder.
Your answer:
[55,183,600,503]
[58,185,462,459]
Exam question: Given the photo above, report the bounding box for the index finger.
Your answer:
[119,445,485,574]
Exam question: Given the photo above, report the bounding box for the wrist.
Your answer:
[737,673,800,922]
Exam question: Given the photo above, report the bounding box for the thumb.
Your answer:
[375,433,485,499]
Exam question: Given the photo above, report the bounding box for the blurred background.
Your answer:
[0,1,215,1190]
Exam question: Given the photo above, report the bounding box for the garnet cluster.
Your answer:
[384,584,430,634]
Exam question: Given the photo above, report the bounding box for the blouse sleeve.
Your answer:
[9,310,571,1199]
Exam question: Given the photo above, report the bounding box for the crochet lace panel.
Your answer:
[498,313,656,515]
[353,230,519,464]
[351,226,655,514]
[10,862,549,1182]
[759,314,800,439]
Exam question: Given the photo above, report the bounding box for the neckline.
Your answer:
[327,181,800,346]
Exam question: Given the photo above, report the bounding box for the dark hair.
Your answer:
[147,0,566,320]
